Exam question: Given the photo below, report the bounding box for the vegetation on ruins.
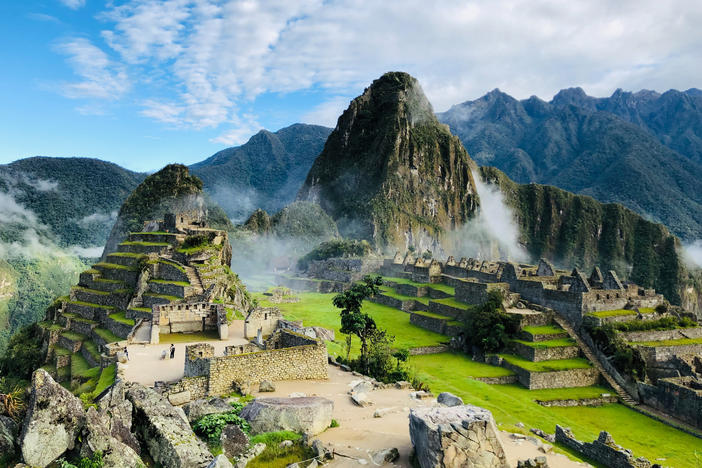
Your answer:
[0,323,44,383]
[462,290,520,353]
[192,401,250,444]
[58,451,105,468]
[297,238,373,270]
[247,430,315,468]
[333,275,383,372]
[587,324,647,380]
[607,316,696,332]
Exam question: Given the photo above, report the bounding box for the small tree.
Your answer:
[333,275,383,372]
[393,349,410,370]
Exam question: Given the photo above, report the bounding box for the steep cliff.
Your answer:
[298,72,479,252]
[480,166,694,307]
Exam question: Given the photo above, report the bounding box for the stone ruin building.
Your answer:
[158,320,329,404]
[36,212,250,389]
[378,252,702,430]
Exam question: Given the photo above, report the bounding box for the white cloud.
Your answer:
[55,38,130,100]
[301,96,352,128]
[59,0,86,10]
[55,0,702,131]
[211,114,262,145]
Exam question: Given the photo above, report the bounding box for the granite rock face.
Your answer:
[79,407,144,468]
[437,392,464,407]
[127,383,213,468]
[220,424,249,458]
[97,380,140,453]
[409,405,508,468]
[240,397,333,435]
[20,369,86,468]
[0,415,18,460]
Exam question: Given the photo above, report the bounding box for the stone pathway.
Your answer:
[122,320,249,386]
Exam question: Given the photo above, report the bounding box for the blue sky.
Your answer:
[1,0,701,172]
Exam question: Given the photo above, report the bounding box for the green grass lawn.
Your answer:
[379,286,430,305]
[430,297,472,310]
[93,364,116,397]
[629,337,702,347]
[412,310,450,320]
[411,352,514,378]
[585,309,637,318]
[159,330,220,343]
[93,327,121,343]
[120,241,170,247]
[253,292,445,357]
[71,353,100,379]
[411,352,700,467]
[499,354,593,372]
[522,325,565,336]
[61,330,88,342]
[68,300,115,311]
[382,276,456,295]
[157,259,187,273]
[109,311,136,326]
[143,292,183,302]
[82,340,101,361]
[53,345,72,356]
[511,338,576,349]
[149,279,190,286]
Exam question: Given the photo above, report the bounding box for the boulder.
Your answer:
[410,391,434,400]
[97,381,140,453]
[311,439,333,460]
[372,448,400,465]
[232,380,251,396]
[350,393,373,407]
[240,397,333,436]
[373,407,397,418]
[20,369,86,468]
[517,457,549,468]
[312,327,335,342]
[395,381,412,389]
[79,407,144,468]
[220,424,249,458]
[233,443,266,468]
[168,390,191,406]
[208,454,234,468]
[184,397,232,423]
[349,380,374,395]
[127,384,213,468]
[259,380,276,392]
[0,415,18,460]
[437,392,463,407]
[409,405,508,468]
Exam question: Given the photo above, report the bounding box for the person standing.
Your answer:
[124,347,129,361]
[170,344,175,359]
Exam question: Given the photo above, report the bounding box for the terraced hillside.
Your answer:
[36,223,251,402]
[257,270,701,466]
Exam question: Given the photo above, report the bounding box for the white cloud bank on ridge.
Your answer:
[53,0,702,143]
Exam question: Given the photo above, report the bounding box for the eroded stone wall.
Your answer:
[637,377,702,429]
[555,426,652,468]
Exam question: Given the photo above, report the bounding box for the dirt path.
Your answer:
[250,366,591,467]
[121,321,249,386]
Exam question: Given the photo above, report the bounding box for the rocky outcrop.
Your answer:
[409,405,508,468]
[20,369,86,468]
[220,424,249,458]
[240,397,333,436]
[437,392,464,407]
[127,383,213,468]
[97,380,140,453]
[0,415,18,461]
[183,397,232,423]
[79,407,144,468]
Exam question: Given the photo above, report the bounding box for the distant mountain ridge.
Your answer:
[437,87,702,240]
[190,123,332,221]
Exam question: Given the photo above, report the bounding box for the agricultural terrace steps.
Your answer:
[551,314,638,405]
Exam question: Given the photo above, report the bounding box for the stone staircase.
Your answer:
[551,314,639,406]
[185,265,205,295]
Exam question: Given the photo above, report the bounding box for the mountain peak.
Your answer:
[298,72,478,250]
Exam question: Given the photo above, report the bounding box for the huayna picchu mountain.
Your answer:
[298,71,479,252]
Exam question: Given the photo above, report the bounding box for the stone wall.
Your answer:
[306,257,383,283]
[224,343,260,355]
[106,317,135,339]
[410,312,448,335]
[500,359,600,389]
[370,294,427,312]
[160,376,209,401]
[510,341,580,362]
[535,395,618,407]
[207,343,328,395]
[153,260,190,283]
[147,281,188,298]
[428,301,465,319]
[244,307,282,339]
[619,326,702,343]
[391,283,428,297]
[637,377,702,430]
[455,281,509,306]
[154,302,225,336]
[409,345,450,355]
[555,426,652,468]
[276,276,346,293]
[511,280,584,325]
[636,343,702,365]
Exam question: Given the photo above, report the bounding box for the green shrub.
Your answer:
[298,238,373,270]
[588,324,646,380]
[330,419,339,428]
[463,290,520,353]
[58,451,104,468]
[192,408,250,443]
